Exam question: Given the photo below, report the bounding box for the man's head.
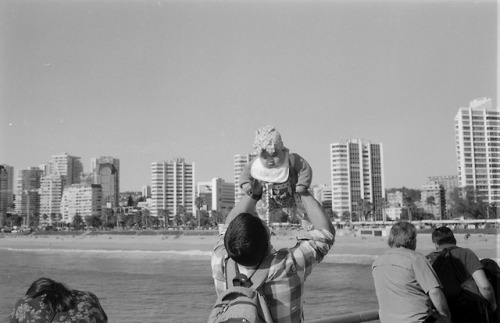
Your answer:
[388,221,417,250]
[224,213,270,267]
[431,226,456,246]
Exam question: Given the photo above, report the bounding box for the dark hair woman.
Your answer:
[9,277,107,323]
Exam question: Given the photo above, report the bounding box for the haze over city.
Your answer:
[1,0,497,192]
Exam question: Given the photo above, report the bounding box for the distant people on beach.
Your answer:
[210,179,335,322]
[239,125,312,219]
[426,226,497,323]
[372,222,451,323]
[9,277,107,323]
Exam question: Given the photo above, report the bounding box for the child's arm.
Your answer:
[239,159,255,194]
[290,153,313,193]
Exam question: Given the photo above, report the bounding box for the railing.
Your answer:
[308,309,379,323]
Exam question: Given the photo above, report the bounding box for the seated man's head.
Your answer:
[388,221,417,250]
[254,125,287,169]
[224,213,270,267]
[431,226,456,246]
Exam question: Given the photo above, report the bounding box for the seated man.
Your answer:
[427,226,497,323]
[372,222,451,323]
[211,181,335,323]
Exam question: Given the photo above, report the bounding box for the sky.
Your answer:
[0,0,497,192]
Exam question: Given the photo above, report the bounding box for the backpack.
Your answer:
[427,246,468,299]
[208,256,273,323]
[427,247,490,322]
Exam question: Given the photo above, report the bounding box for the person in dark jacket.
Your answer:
[9,277,107,323]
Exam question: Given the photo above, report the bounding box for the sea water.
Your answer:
[0,248,378,322]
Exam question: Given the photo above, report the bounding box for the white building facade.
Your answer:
[60,184,102,223]
[330,139,385,221]
[49,153,83,186]
[151,158,195,219]
[197,178,235,213]
[39,174,64,224]
[455,98,500,204]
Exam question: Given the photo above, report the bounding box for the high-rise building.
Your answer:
[455,98,500,204]
[197,178,235,213]
[142,185,151,198]
[330,139,385,221]
[420,182,446,219]
[49,153,83,186]
[234,154,256,204]
[427,175,458,212]
[39,174,64,225]
[15,167,44,225]
[0,164,14,223]
[151,158,195,220]
[91,156,120,209]
[60,184,102,224]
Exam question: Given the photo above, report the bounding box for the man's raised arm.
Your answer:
[300,191,335,235]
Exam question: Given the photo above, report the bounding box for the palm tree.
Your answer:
[141,208,150,228]
[426,196,436,218]
[403,197,415,221]
[195,197,204,228]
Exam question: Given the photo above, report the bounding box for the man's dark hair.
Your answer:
[432,226,456,245]
[224,213,270,267]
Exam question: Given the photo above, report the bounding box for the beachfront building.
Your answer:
[312,184,332,204]
[0,165,14,224]
[455,98,500,204]
[427,175,458,212]
[150,158,195,222]
[142,185,151,198]
[15,167,44,226]
[197,178,235,213]
[91,156,120,211]
[48,153,83,186]
[60,184,102,224]
[39,174,64,226]
[330,139,385,221]
[420,182,446,219]
[234,154,257,204]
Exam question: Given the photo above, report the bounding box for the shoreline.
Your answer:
[1,230,498,260]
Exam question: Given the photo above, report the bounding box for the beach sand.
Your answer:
[1,230,498,260]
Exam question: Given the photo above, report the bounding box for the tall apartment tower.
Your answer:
[455,98,500,204]
[0,165,14,223]
[60,184,102,223]
[15,167,44,226]
[330,139,385,221]
[39,174,64,224]
[91,156,120,209]
[234,154,256,204]
[197,178,235,213]
[151,158,195,219]
[49,153,83,186]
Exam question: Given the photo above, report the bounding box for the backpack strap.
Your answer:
[225,254,273,290]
